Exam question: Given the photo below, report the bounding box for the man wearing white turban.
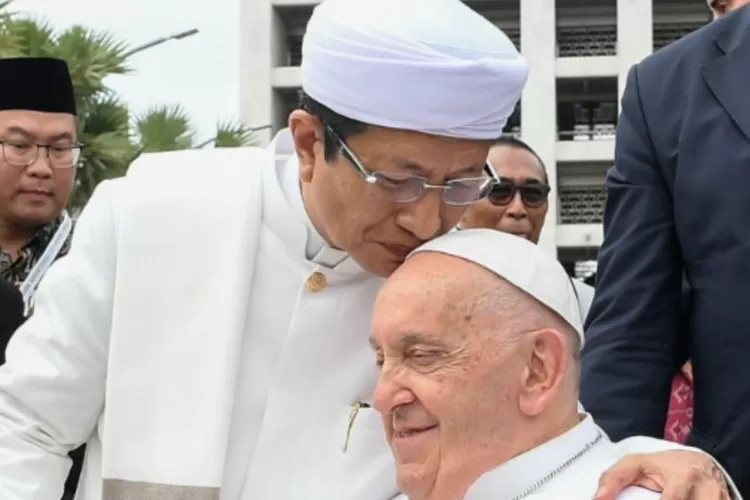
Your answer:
[0,0,735,499]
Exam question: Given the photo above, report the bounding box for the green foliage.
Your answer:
[134,104,196,153]
[214,121,259,148]
[0,1,256,209]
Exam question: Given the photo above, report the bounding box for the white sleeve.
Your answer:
[0,180,121,499]
[615,436,742,499]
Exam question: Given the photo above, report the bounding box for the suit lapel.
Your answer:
[702,6,750,141]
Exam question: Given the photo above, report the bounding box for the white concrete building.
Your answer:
[239,0,710,274]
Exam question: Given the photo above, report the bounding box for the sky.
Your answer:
[15,0,241,141]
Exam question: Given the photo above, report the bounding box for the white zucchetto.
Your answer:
[301,0,528,140]
[408,229,584,343]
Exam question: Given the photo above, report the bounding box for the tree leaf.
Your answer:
[213,121,257,148]
[133,104,196,153]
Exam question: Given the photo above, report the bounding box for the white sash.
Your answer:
[19,211,73,310]
[99,148,266,498]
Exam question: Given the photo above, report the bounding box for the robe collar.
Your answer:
[264,128,367,276]
[464,414,602,499]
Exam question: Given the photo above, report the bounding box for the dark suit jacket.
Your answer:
[580,5,750,496]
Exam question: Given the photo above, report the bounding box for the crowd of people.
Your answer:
[0,0,749,498]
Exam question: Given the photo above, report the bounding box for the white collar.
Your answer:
[464,414,602,499]
[278,153,329,259]
[266,129,364,274]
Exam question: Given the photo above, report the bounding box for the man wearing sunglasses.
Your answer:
[460,137,595,322]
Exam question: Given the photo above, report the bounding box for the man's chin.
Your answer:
[354,254,405,278]
[395,462,436,500]
[504,231,530,240]
[11,208,58,228]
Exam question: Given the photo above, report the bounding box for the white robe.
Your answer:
[0,131,396,500]
[226,132,396,499]
[393,415,741,499]
[463,415,660,499]
[0,130,738,500]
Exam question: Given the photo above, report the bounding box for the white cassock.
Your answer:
[461,415,687,499]
[392,416,743,499]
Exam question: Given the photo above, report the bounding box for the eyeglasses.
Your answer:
[488,179,550,208]
[326,125,492,206]
[0,141,83,169]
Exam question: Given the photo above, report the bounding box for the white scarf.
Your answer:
[19,210,72,315]
[98,147,267,498]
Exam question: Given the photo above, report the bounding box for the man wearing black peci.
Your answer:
[0,56,83,500]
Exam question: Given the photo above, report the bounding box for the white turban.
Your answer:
[408,229,584,343]
[301,0,528,140]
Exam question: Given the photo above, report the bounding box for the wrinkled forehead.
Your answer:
[0,110,77,141]
[371,253,491,345]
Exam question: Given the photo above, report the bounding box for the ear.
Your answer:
[289,110,325,183]
[517,328,568,417]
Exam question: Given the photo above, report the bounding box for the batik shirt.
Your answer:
[0,215,72,288]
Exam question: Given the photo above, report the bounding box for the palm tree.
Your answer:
[133,104,259,154]
[0,1,255,209]
[0,1,19,57]
[134,105,196,153]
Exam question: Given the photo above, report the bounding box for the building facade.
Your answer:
[239,0,710,274]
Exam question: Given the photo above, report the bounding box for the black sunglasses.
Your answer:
[488,180,550,208]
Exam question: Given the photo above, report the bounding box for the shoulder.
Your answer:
[126,147,267,180]
[121,147,267,203]
[88,148,267,227]
[635,18,723,87]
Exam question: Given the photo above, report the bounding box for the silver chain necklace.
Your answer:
[509,430,603,500]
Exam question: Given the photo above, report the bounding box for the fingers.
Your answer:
[593,454,652,500]
[593,449,732,500]
[658,463,731,500]
[658,482,693,500]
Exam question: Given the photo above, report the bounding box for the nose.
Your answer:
[25,148,54,179]
[396,190,442,241]
[504,192,528,220]
[372,362,416,416]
